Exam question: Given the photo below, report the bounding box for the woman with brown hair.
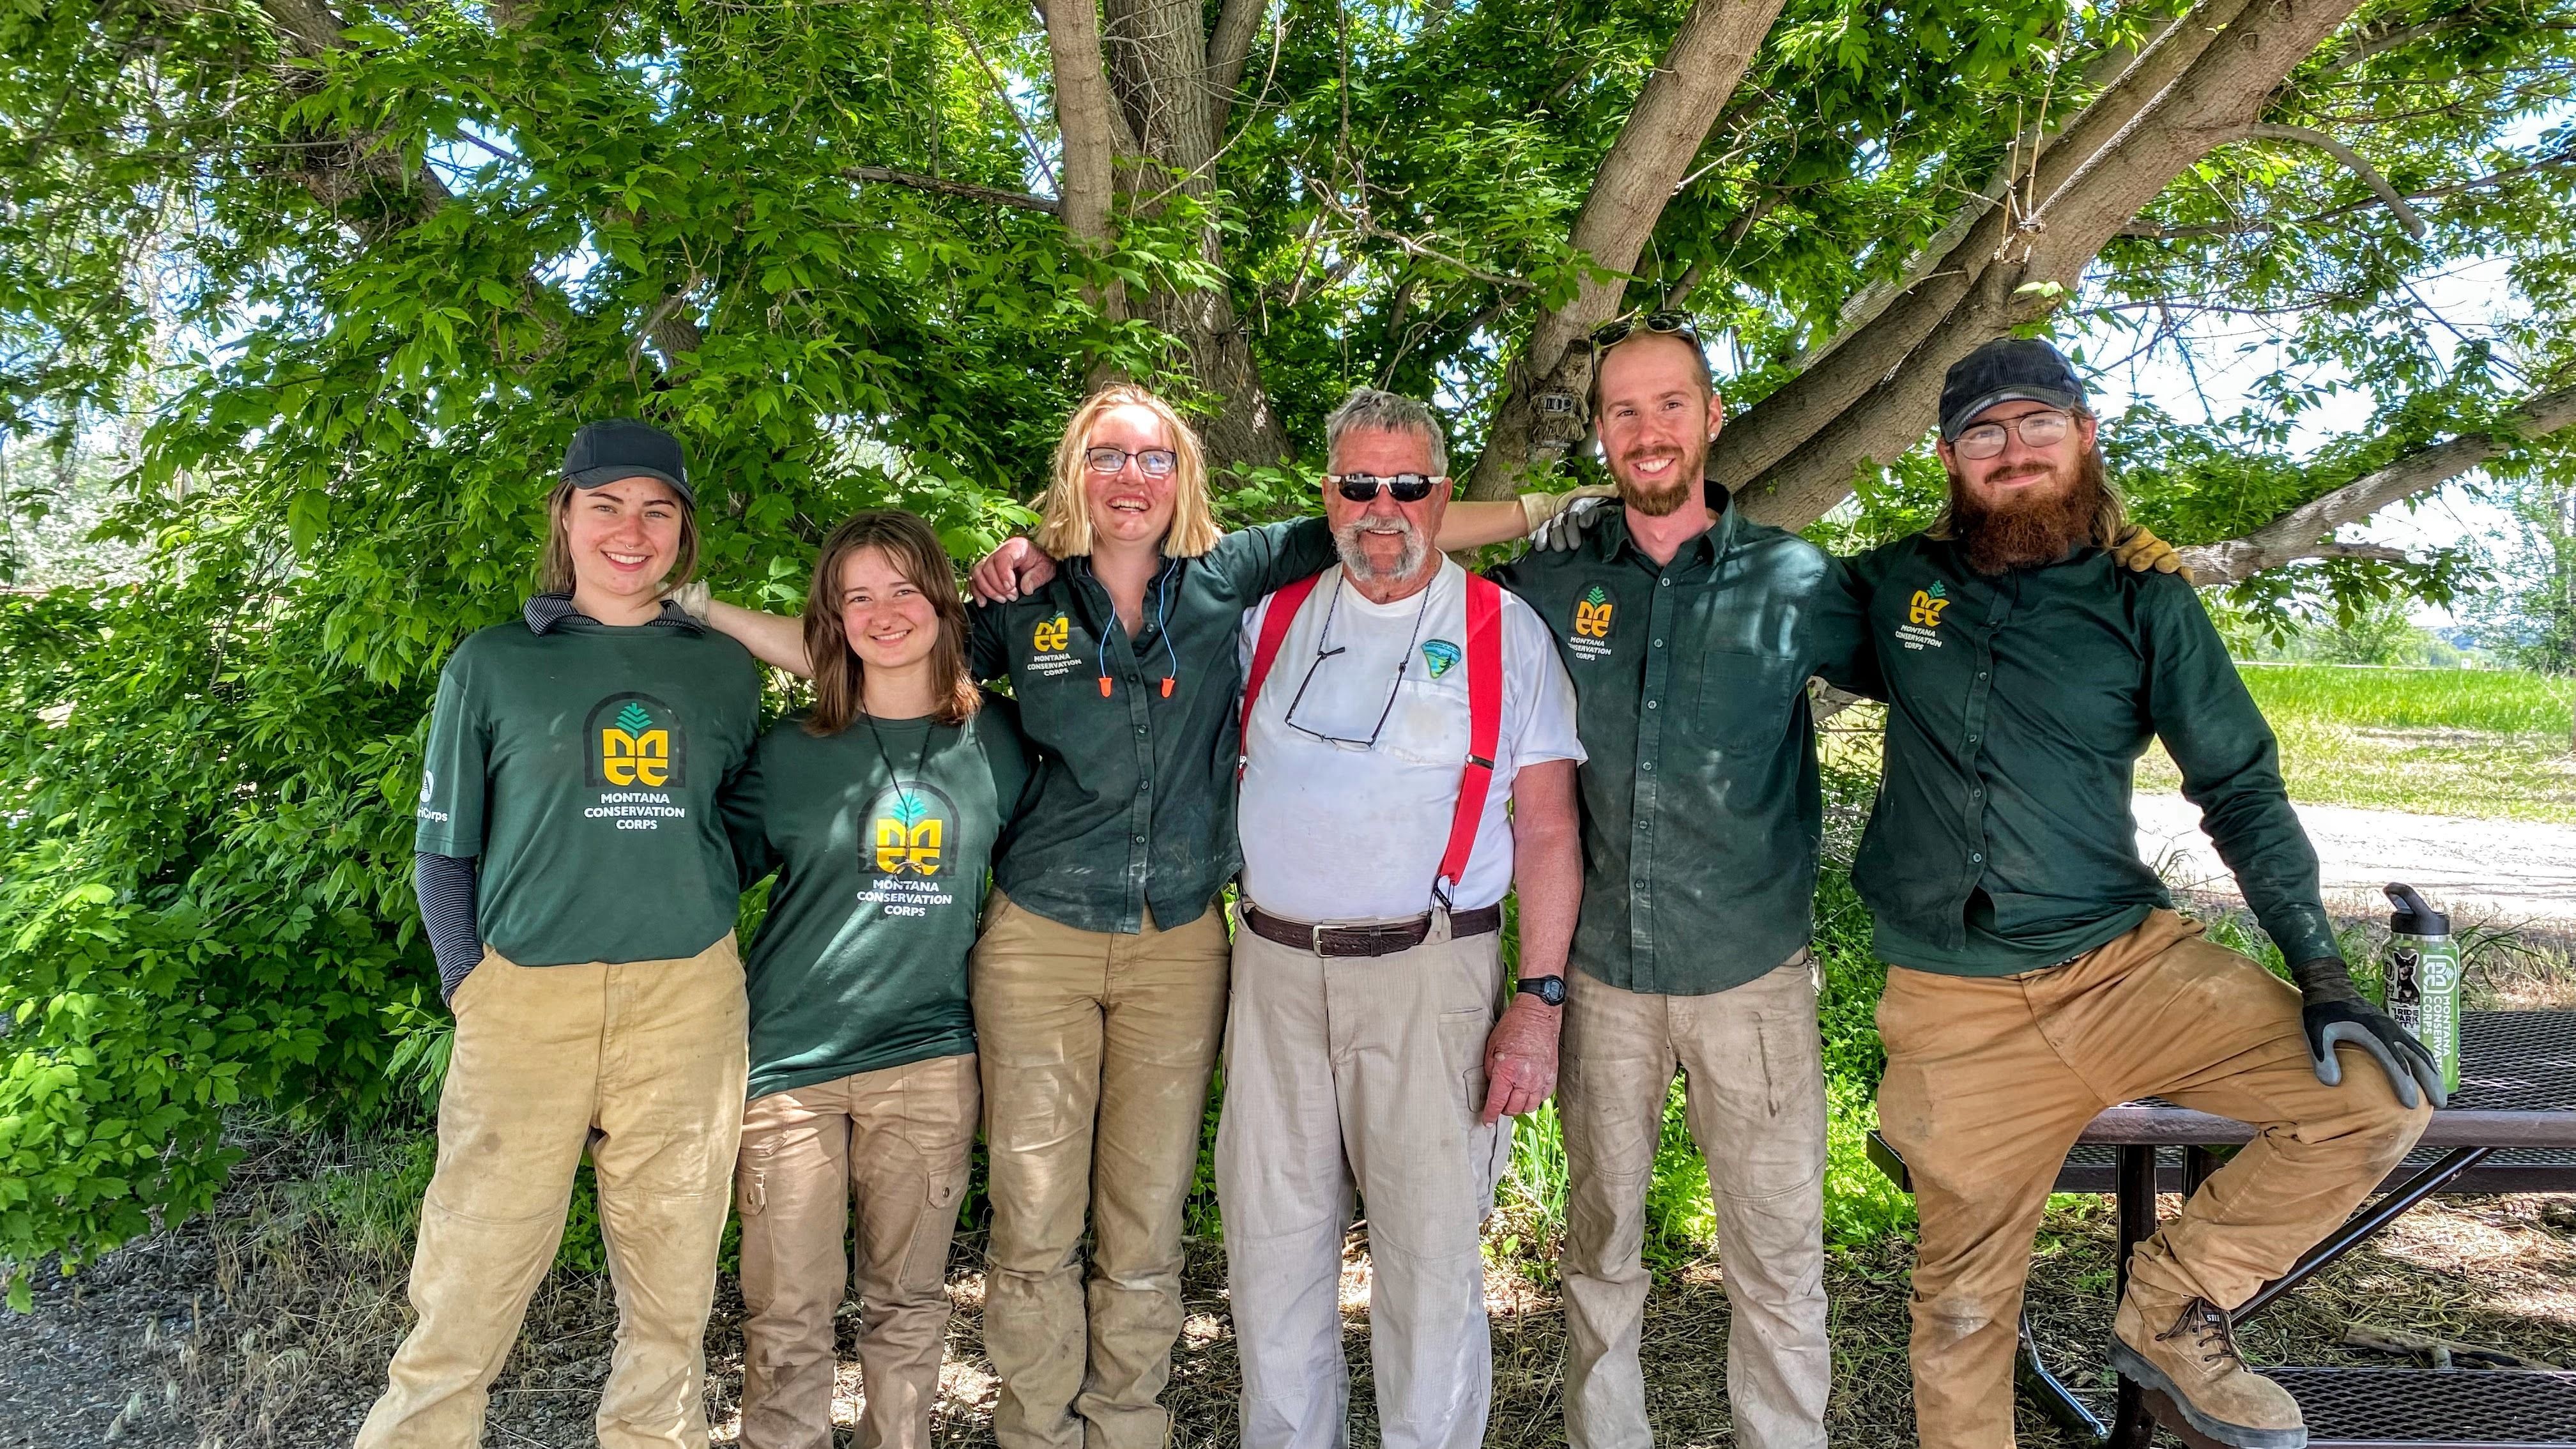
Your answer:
[719,509,1034,1449]
[367,419,762,1449]
[696,383,1554,1449]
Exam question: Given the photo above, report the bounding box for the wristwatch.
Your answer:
[1515,975,1568,1007]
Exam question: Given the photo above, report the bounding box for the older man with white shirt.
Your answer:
[1215,388,1584,1449]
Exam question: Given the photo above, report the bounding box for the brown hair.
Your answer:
[802,510,982,735]
[537,477,700,597]
[1032,384,1222,559]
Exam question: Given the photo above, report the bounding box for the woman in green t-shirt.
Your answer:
[719,510,1034,1449]
[364,419,762,1448]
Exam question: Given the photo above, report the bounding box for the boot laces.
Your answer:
[2157,1298,2244,1369]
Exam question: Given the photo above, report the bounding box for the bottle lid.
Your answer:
[2384,882,2450,937]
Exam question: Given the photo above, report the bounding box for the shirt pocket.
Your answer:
[1695,647,1805,755]
[1382,675,1473,768]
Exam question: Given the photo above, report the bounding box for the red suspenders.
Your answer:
[1239,570,1506,910]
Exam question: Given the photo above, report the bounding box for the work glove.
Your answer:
[2110,523,2187,577]
[665,579,712,622]
[1526,485,1621,551]
[2291,956,2447,1109]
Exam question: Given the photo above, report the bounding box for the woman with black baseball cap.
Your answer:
[360,419,763,1449]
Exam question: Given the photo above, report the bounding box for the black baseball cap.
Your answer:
[562,419,692,508]
[1939,338,2086,440]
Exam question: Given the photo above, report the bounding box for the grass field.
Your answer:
[2135,663,2576,822]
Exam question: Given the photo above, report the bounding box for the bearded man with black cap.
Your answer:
[1850,339,2439,1449]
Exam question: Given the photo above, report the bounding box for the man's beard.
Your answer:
[1334,516,1429,583]
[1610,438,1705,518]
[1948,447,2111,574]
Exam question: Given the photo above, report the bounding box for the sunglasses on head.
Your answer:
[1330,472,1444,503]
[1588,309,1702,353]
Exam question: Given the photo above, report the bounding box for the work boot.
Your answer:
[2110,1288,2307,1449]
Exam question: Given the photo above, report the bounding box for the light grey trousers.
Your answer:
[1214,907,1513,1449]
[1556,954,1831,1449]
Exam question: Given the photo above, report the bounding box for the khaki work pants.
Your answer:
[357,937,750,1449]
[735,1052,980,1449]
[1558,955,1830,1449]
[1876,909,2432,1449]
[1214,908,1514,1449]
[971,890,1230,1449]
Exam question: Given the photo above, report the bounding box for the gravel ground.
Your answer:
[3,1126,2570,1448]
[2134,791,2576,923]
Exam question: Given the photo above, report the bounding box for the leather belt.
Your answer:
[1241,903,1503,958]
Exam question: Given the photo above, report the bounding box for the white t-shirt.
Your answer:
[1237,558,1584,919]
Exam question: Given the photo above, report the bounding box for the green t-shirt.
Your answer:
[414,608,762,967]
[723,696,1036,1100]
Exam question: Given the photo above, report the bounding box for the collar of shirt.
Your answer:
[1592,480,1737,574]
[523,593,707,635]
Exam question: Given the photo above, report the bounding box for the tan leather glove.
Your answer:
[2112,524,2186,577]
[1522,484,1621,550]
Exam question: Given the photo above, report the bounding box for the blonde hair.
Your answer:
[1032,385,1222,559]
[803,510,982,735]
[538,477,699,597]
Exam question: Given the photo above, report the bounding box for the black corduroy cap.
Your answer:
[1939,338,2085,440]
[562,419,693,507]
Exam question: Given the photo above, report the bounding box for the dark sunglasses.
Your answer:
[1331,472,1443,503]
[1587,309,1702,352]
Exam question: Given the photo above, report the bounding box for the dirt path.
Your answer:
[2134,792,2576,924]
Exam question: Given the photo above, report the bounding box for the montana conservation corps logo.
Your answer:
[1896,580,1950,652]
[586,693,687,788]
[862,783,963,919]
[1027,611,1080,678]
[1566,583,1616,661]
[1422,640,1461,678]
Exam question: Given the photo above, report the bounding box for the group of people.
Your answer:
[362,324,2446,1449]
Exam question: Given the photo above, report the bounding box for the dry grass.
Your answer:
[10,1124,2568,1448]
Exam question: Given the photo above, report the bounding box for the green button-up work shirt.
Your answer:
[967,518,1336,935]
[1491,498,1872,995]
[1848,533,2340,976]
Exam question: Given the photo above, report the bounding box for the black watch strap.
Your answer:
[1516,974,1568,1006]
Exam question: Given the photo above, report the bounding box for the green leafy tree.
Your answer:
[8,0,2576,1290]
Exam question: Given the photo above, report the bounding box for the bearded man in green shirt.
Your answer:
[1853,338,2440,1449]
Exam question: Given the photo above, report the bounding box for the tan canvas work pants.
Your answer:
[358,937,750,1449]
[1214,907,1514,1449]
[734,1052,979,1449]
[1876,909,2431,1449]
[970,889,1230,1449]
[1558,955,1830,1449]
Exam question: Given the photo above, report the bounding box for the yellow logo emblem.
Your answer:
[874,806,943,875]
[1573,584,1615,638]
[600,699,671,786]
[1033,614,1070,652]
[1907,589,1951,628]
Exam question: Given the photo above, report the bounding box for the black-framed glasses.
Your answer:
[1330,472,1444,503]
[1084,445,1179,479]
[1587,309,1702,353]
[1952,410,2072,461]
[1278,578,1433,749]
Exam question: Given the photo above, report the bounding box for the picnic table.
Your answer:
[1869,1009,2576,1448]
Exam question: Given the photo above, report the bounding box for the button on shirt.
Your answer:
[1237,558,1584,920]
[968,518,1338,935]
[1848,533,2339,975]
[1491,499,1873,995]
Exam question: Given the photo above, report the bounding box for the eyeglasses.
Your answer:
[1084,446,1179,479]
[1280,578,1434,749]
[1330,472,1445,503]
[1952,410,2073,461]
[1587,309,1703,353]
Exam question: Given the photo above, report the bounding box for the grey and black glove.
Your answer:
[2292,956,2446,1109]
[1530,491,1618,551]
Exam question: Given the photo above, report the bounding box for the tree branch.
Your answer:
[1462,0,1790,498]
[2117,147,2576,238]
[843,165,1062,213]
[2179,383,2576,584]
[2238,122,2426,237]
[1206,0,1265,134]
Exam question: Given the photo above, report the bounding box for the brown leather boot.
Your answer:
[2110,1288,2307,1448]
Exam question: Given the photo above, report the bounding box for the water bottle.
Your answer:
[2383,882,2461,1096]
